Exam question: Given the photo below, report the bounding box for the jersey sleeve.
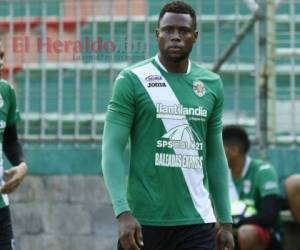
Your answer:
[105,71,135,128]
[6,84,21,126]
[206,133,232,224]
[256,164,280,197]
[207,78,224,135]
[101,121,131,217]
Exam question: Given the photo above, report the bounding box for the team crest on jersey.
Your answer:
[0,93,3,108]
[243,180,251,194]
[193,80,206,97]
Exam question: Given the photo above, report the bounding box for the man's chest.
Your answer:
[135,76,216,124]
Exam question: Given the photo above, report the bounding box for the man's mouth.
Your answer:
[167,46,182,53]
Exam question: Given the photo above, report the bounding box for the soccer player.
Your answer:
[0,41,27,250]
[223,125,282,250]
[102,2,234,249]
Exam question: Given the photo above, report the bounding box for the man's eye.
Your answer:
[179,29,188,35]
[165,28,172,33]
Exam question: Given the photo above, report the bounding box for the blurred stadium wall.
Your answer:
[0,0,299,249]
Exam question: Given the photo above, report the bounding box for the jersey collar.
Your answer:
[154,54,191,74]
[241,156,251,178]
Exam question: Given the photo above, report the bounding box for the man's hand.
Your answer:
[216,223,234,250]
[118,211,144,250]
[0,162,27,194]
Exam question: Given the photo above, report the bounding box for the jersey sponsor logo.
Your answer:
[264,181,278,190]
[147,82,166,88]
[193,80,206,97]
[155,153,202,169]
[156,103,207,120]
[156,125,203,151]
[155,124,203,169]
[145,75,162,81]
[145,75,166,88]
[0,93,3,108]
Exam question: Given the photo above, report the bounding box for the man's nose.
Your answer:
[170,30,181,41]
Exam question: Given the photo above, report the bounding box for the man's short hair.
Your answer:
[158,1,197,29]
[222,125,250,154]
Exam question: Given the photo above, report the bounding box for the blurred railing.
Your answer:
[0,0,299,143]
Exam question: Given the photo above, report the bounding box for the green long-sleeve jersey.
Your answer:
[102,55,232,226]
[0,79,20,208]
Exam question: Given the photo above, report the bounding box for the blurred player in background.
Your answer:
[223,125,283,250]
[102,1,234,250]
[0,41,27,250]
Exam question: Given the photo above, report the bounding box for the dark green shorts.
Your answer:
[0,206,15,250]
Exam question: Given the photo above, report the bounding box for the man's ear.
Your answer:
[155,28,160,40]
[193,31,199,43]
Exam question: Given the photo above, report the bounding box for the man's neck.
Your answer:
[158,53,189,73]
[231,155,247,179]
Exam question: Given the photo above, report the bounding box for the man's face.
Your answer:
[223,143,238,169]
[0,43,4,77]
[156,12,198,63]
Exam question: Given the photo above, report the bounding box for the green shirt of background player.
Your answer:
[102,2,234,250]
[223,125,282,250]
[0,41,27,249]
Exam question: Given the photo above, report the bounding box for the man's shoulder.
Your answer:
[122,57,155,75]
[0,79,14,93]
[250,158,280,193]
[250,158,276,173]
[190,62,221,81]
[0,78,11,86]
[115,58,155,84]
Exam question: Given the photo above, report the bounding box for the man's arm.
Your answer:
[3,124,24,165]
[206,132,234,249]
[0,124,27,194]
[206,77,234,249]
[206,77,232,224]
[206,132,232,224]
[102,121,143,250]
[102,70,143,250]
[237,194,281,228]
[102,69,135,216]
[101,120,130,216]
